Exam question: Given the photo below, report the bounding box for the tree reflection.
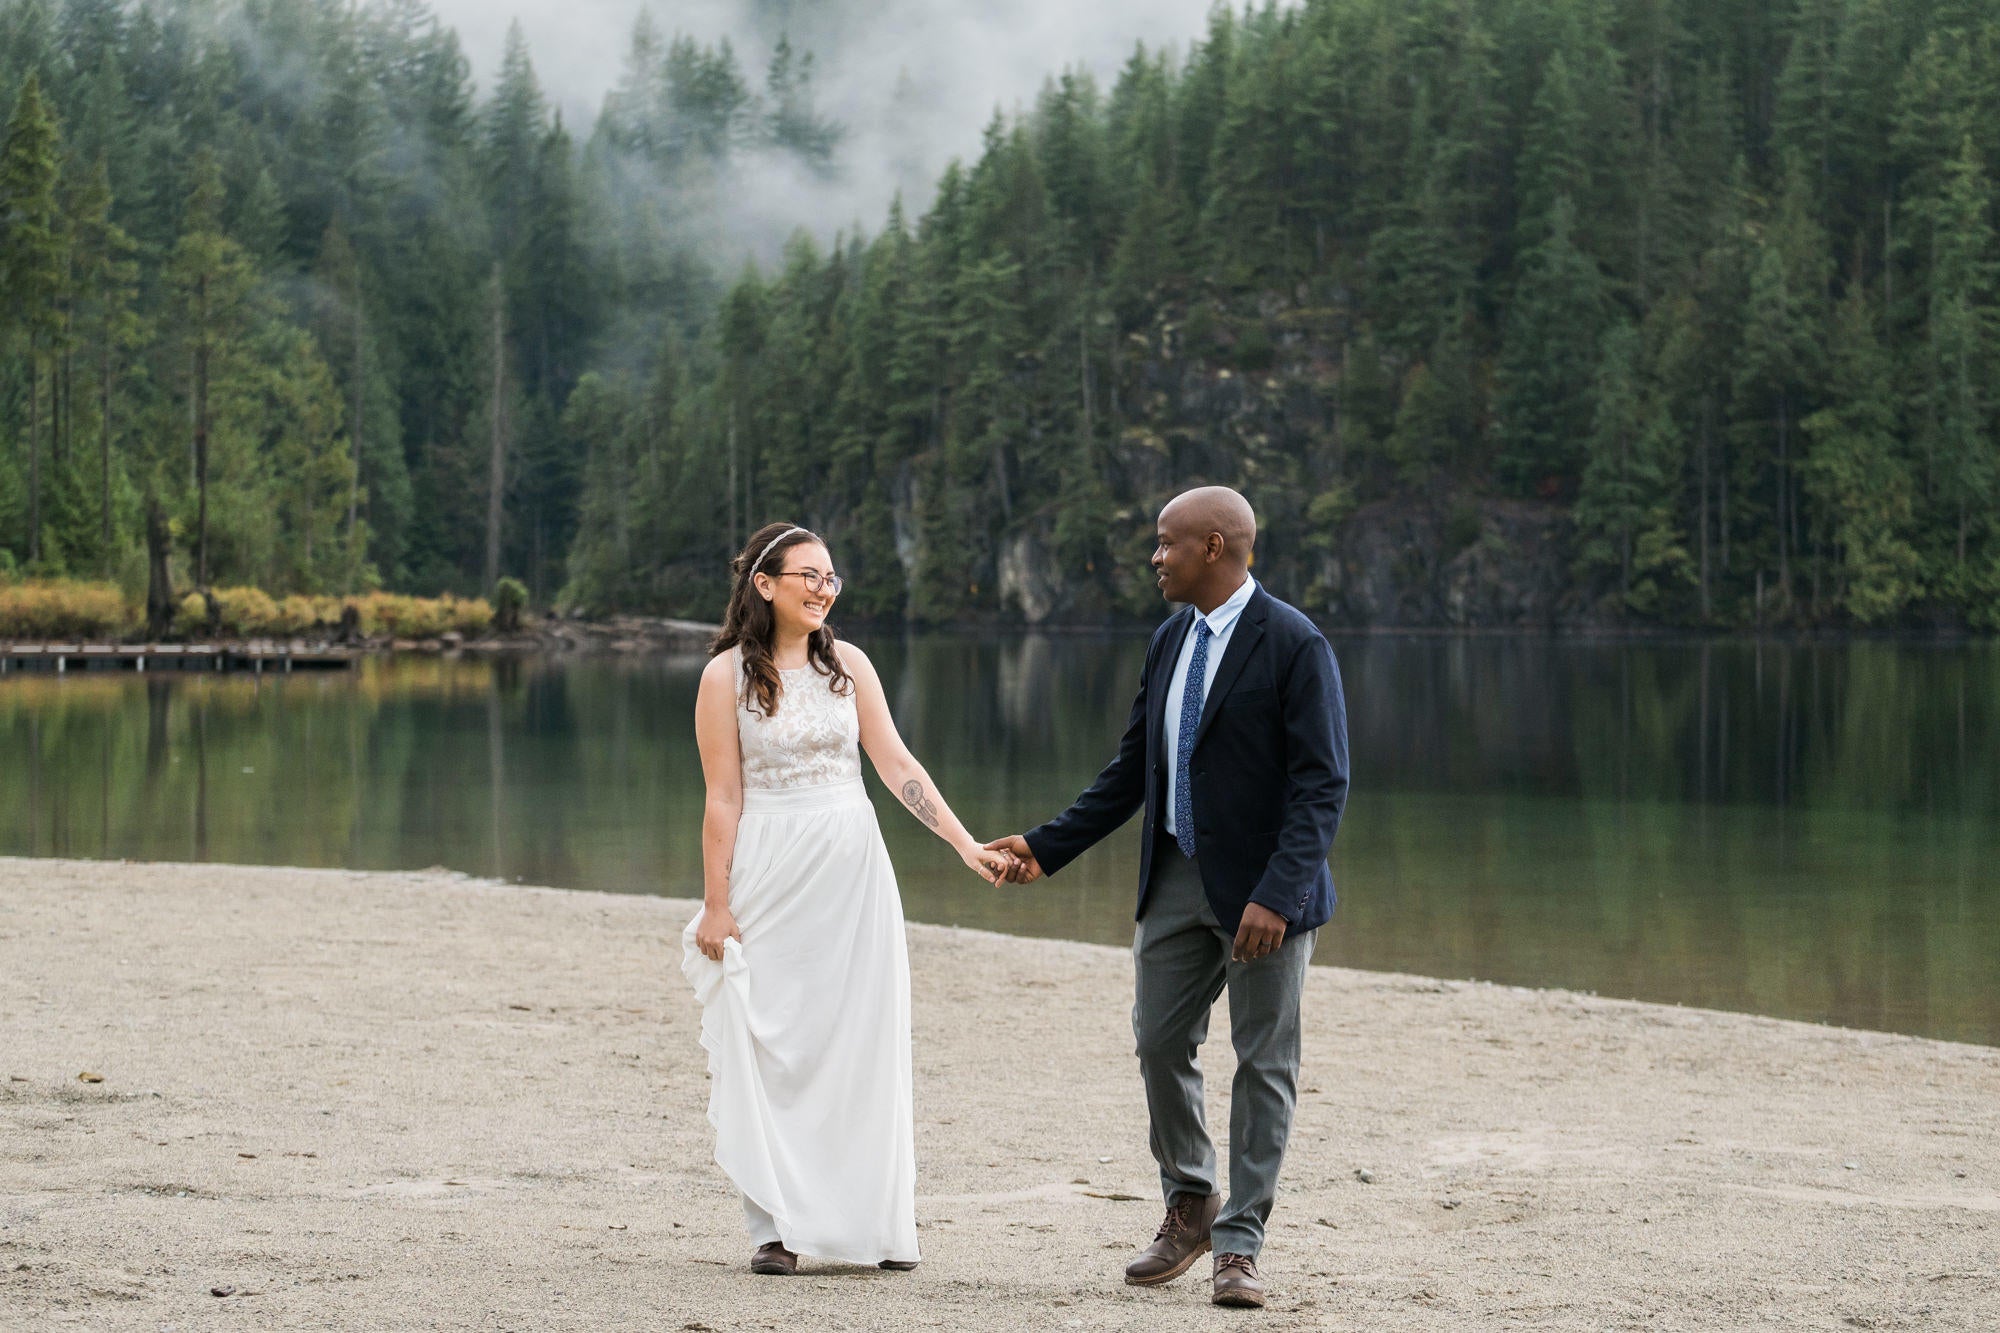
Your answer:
[0,638,1993,1042]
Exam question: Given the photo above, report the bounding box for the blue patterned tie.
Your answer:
[1174,621,1212,858]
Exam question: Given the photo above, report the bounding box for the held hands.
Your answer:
[694,905,742,962]
[960,843,1017,884]
[982,835,1043,884]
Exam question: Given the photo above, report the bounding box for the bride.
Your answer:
[681,523,1015,1275]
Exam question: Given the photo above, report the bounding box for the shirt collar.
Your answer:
[1196,574,1257,638]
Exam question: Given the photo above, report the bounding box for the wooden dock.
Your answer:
[0,643,360,674]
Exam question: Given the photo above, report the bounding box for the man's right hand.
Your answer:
[984,835,1043,883]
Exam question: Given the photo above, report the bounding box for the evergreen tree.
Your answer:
[1801,287,1920,622]
[482,21,546,264]
[765,34,840,166]
[68,151,139,574]
[1368,89,1478,354]
[163,148,257,588]
[1493,195,1609,491]
[665,35,753,164]
[1731,168,1829,612]
[1916,133,1998,601]
[1384,322,1478,486]
[0,71,65,567]
[1574,319,1692,614]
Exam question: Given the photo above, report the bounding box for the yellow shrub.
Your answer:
[0,580,136,639]
[271,595,323,634]
[333,591,493,638]
[443,595,494,636]
[0,579,489,642]
[210,586,281,635]
[380,594,439,638]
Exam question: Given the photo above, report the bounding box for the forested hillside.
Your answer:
[565,0,2000,629]
[0,0,834,606]
[4,0,1998,630]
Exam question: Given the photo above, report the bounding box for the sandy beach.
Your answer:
[2,856,1996,1331]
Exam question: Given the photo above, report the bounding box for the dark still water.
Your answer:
[2,635,1995,1044]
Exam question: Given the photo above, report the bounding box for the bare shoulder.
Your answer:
[835,640,879,683]
[698,650,740,699]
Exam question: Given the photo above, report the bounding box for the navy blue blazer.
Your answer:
[1024,585,1349,938]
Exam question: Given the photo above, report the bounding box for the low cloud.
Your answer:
[424,0,1219,249]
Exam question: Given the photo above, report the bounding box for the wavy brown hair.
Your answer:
[710,522,853,718]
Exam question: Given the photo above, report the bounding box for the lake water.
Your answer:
[2,633,1995,1045]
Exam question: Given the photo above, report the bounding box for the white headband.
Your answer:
[752,526,811,574]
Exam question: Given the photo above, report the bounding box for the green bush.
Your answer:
[493,577,528,633]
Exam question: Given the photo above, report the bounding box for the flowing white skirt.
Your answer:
[680,777,919,1265]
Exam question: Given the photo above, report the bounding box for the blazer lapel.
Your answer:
[1192,590,1267,748]
[1149,606,1196,760]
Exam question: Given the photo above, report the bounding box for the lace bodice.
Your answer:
[736,650,864,790]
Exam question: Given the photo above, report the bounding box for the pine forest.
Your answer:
[2,0,1998,631]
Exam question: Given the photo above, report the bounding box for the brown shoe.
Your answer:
[877,1259,919,1271]
[750,1241,797,1275]
[1124,1191,1220,1286]
[1211,1252,1267,1308]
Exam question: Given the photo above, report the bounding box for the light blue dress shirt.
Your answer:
[1161,574,1258,839]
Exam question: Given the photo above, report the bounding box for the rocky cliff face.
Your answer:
[1307,496,1575,628]
[953,299,1588,629]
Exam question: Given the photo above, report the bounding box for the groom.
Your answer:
[988,486,1348,1309]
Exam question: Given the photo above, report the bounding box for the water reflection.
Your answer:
[1,635,1994,1044]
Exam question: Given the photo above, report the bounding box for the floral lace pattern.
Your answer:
[737,650,864,791]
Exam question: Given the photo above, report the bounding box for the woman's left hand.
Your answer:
[961,844,1015,884]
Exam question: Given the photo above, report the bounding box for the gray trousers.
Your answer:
[1134,842,1314,1259]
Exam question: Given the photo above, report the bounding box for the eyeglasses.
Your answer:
[774,570,844,596]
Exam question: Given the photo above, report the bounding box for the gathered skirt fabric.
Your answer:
[680,777,919,1265]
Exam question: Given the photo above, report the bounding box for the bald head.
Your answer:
[1160,486,1257,565]
[1152,486,1257,612]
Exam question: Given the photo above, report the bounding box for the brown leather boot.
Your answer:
[1211,1252,1267,1308]
[750,1241,797,1275]
[1123,1191,1220,1286]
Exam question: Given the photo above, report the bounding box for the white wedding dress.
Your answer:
[680,650,919,1265]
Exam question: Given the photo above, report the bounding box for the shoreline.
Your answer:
[3,856,1997,1330]
[4,617,1993,664]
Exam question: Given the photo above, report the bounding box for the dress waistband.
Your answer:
[740,777,869,813]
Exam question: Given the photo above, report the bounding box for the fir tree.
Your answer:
[1917,134,1998,598]
[1493,195,1609,492]
[1801,287,1920,622]
[163,148,257,588]
[1731,168,1829,612]
[0,71,65,566]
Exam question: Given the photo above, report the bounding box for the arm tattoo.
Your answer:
[901,780,941,830]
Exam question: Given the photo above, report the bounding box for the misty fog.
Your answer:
[425,0,1219,252]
